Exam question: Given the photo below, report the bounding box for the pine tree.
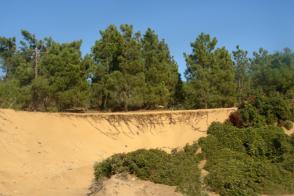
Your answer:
[184,33,236,108]
[232,45,250,104]
[142,28,178,108]
[91,25,145,111]
[40,40,89,111]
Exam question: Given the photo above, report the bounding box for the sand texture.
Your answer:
[0,108,236,196]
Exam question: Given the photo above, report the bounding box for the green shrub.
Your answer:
[0,79,31,109]
[199,123,294,195]
[239,103,266,127]
[231,96,293,128]
[94,143,201,195]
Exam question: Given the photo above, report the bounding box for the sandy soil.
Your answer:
[284,123,294,136]
[0,108,236,196]
[90,174,182,196]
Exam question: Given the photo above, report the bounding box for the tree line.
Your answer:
[0,24,294,111]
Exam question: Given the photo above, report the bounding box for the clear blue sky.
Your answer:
[1,0,293,75]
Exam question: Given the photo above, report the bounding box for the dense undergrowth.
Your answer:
[94,143,202,195]
[94,96,294,196]
[201,96,294,195]
[199,122,294,195]
[229,96,294,129]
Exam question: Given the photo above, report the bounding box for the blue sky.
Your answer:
[1,0,293,75]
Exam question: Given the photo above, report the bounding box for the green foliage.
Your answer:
[40,41,90,111]
[238,103,266,127]
[173,73,185,107]
[184,33,236,108]
[91,25,146,111]
[90,25,178,111]
[232,45,250,104]
[31,77,50,110]
[1,28,294,112]
[0,36,16,75]
[0,79,30,109]
[199,122,294,195]
[0,31,90,111]
[251,48,294,98]
[142,28,178,108]
[230,96,293,128]
[94,143,201,195]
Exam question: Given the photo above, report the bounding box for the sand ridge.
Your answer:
[0,108,236,196]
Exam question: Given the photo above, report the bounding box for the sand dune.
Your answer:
[0,108,236,196]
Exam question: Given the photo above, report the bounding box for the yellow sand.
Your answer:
[0,108,236,196]
[92,174,182,196]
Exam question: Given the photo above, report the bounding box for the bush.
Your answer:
[199,123,294,195]
[94,143,201,195]
[230,96,293,128]
[0,79,31,109]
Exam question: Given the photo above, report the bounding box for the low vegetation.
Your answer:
[229,95,294,129]
[93,97,294,196]
[199,122,294,195]
[202,98,294,195]
[94,143,202,195]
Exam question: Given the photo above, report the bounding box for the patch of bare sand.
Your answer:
[196,147,219,196]
[0,108,236,196]
[89,174,182,196]
[284,122,294,136]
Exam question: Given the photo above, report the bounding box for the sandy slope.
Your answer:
[0,108,236,196]
[91,174,182,196]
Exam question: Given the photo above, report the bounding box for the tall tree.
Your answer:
[91,25,179,111]
[173,73,185,107]
[39,40,89,111]
[142,28,178,108]
[0,31,42,109]
[251,48,294,98]
[0,31,90,111]
[184,33,236,108]
[91,25,120,109]
[0,36,16,76]
[91,25,145,111]
[232,45,250,104]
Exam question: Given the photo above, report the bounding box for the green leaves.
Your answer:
[231,96,293,128]
[36,40,89,111]
[1,27,294,112]
[90,24,178,111]
[251,48,294,98]
[184,33,236,108]
[200,123,294,195]
[0,31,89,111]
[94,144,201,195]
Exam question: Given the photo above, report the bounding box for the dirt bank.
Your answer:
[0,108,236,196]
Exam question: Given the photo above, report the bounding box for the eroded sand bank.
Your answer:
[0,108,236,196]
